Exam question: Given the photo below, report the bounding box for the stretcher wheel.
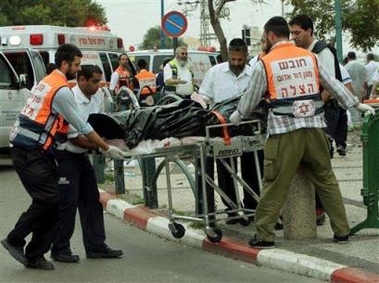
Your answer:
[170,223,186,239]
[239,217,253,227]
[206,228,223,243]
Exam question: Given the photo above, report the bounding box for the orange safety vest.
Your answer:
[115,66,133,93]
[10,70,69,152]
[261,42,323,117]
[135,69,157,96]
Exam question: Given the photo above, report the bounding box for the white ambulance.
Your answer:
[0,25,130,82]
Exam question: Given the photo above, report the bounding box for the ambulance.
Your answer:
[0,25,129,149]
[0,25,129,82]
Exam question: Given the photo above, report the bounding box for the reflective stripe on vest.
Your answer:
[261,42,322,117]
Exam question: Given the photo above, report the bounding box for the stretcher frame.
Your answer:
[126,120,265,242]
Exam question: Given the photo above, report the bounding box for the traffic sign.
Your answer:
[161,11,188,38]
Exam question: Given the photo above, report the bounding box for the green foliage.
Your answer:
[139,26,186,50]
[286,0,379,52]
[0,0,107,27]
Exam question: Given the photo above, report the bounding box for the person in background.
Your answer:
[369,67,379,98]
[198,38,264,225]
[164,46,195,99]
[51,65,123,263]
[344,51,367,125]
[109,53,134,95]
[156,57,172,94]
[230,16,374,249]
[2,44,126,270]
[364,53,379,100]
[134,59,157,106]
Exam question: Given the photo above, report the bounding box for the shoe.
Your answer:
[51,252,80,263]
[316,209,326,226]
[1,238,27,266]
[274,216,284,230]
[333,234,350,244]
[337,145,346,156]
[86,245,123,258]
[248,235,275,249]
[26,257,55,270]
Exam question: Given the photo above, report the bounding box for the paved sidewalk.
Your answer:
[99,131,379,283]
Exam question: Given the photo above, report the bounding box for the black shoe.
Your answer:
[26,257,55,270]
[1,238,27,266]
[248,234,275,249]
[333,234,349,244]
[274,216,284,230]
[51,252,80,263]
[337,145,346,156]
[86,245,123,258]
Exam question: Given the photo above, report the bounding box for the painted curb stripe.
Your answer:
[99,191,379,283]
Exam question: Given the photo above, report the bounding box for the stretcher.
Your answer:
[91,113,265,242]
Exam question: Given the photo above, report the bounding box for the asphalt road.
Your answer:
[0,159,325,283]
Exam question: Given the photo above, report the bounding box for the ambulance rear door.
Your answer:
[0,51,29,149]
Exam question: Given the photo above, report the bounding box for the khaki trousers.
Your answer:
[254,128,350,241]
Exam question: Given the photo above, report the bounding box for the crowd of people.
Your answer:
[2,13,377,271]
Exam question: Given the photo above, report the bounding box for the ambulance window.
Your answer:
[3,51,34,90]
[99,52,112,82]
[0,56,13,88]
[39,52,50,66]
[30,50,46,82]
[209,56,217,66]
[108,53,119,71]
[152,55,168,74]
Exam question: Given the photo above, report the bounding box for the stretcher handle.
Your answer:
[211,110,231,145]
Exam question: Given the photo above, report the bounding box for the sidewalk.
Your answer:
[99,130,379,283]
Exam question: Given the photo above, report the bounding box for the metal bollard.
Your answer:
[92,152,105,184]
[282,167,317,239]
[140,157,158,208]
[114,160,125,194]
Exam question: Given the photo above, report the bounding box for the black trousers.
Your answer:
[51,150,106,255]
[8,146,60,261]
[196,150,264,215]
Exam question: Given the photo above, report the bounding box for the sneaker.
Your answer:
[248,235,275,249]
[336,145,346,156]
[86,245,123,258]
[274,216,284,230]
[333,234,350,244]
[26,257,55,270]
[51,252,80,263]
[316,208,326,226]
[1,238,27,266]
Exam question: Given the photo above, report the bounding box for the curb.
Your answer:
[99,190,379,283]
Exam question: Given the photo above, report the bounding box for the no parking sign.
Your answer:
[161,11,188,38]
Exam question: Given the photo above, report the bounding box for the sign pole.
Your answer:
[173,37,178,53]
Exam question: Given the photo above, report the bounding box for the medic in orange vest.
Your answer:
[109,53,134,94]
[135,59,157,96]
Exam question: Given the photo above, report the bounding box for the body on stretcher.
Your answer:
[107,120,265,243]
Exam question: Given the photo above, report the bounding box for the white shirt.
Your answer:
[57,85,104,153]
[308,40,336,77]
[163,59,193,96]
[372,68,379,83]
[199,62,253,106]
[365,60,379,86]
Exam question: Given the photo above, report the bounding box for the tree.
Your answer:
[287,0,379,52]
[208,0,265,61]
[139,26,186,50]
[0,0,107,27]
